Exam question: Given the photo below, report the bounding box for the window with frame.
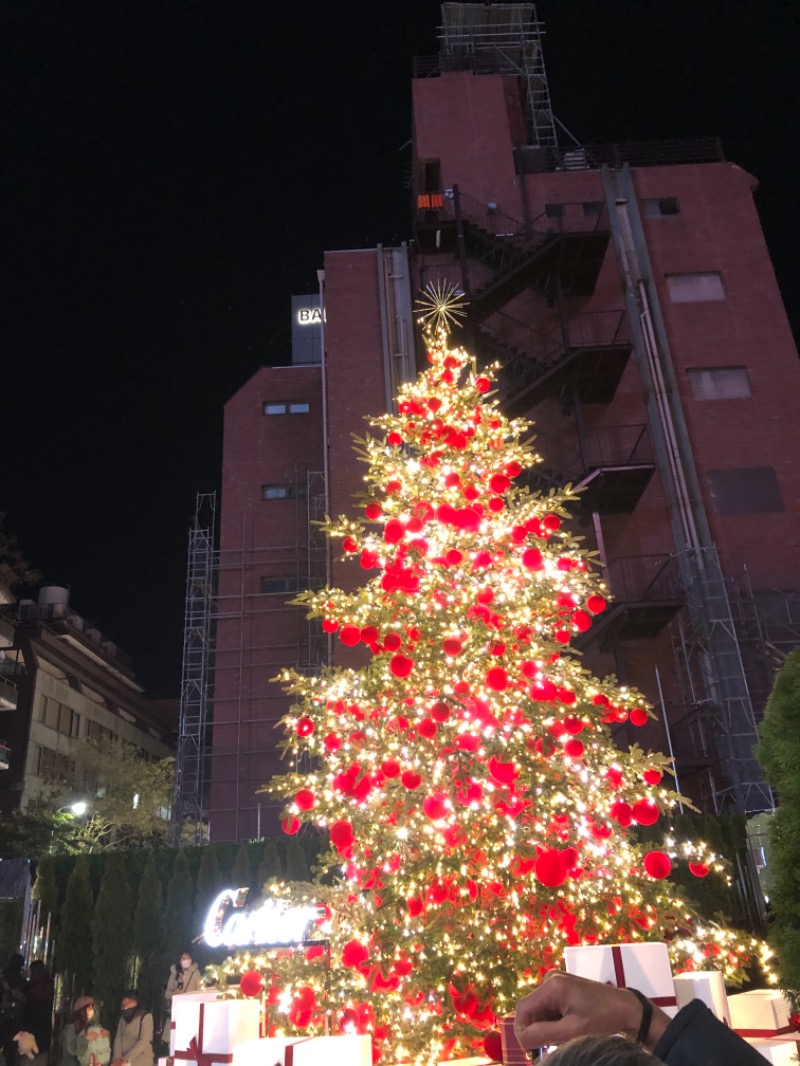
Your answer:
[644,197,680,218]
[544,203,564,219]
[261,484,308,501]
[707,467,784,515]
[37,746,75,785]
[582,201,603,216]
[263,401,311,415]
[260,575,311,594]
[688,367,751,400]
[41,698,81,737]
[666,272,725,303]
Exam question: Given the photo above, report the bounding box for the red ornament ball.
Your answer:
[689,862,710,878]
[239,970,264,998]
[643,850,672,879]
[340,624,362,647]
[322,618,339,633]
[506,461,522,477]
[571,610,593,632]
[475,377,491,394]
[643,769,663,786]
[564,738,585,758]
[486,666,509,691]
[295,717,314,737]
[281,814,301,835]
[384,518,406,544]
[365,502,382,520]
[489,474,511,495]
[342,940,370,968]
[422,793,449,821]
[387,432,404,447]
[295,789,315,811]
[443,638,463,657]
[430,701,451,722]
[483,1032,503,1062]
[522,548,544,570]
[535,849,568,887]
[342,537,358,553]
[330,820,354,848]
[542,514,561,532]
[383,632,403,651]
[390,654,414,678]
[632,799,660,826]
[381,759,401,778]
[586,594,607,615]
[630,708,648,727]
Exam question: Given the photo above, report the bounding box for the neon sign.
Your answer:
[203,888,323,949]
[296,308,323,325]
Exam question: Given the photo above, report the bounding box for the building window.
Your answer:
[263,402,310,415]
[260,576,311,594]
[582,201,603,216]
[644,197,680,218]
[544,203,564,219]
[688,367,751,400]
[41,698,81,737]
[707,467,784,515]
[261,484,308,501]
[666,272,725,303]
[37,746,75,785]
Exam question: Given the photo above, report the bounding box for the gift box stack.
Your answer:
[728,989,799,1064]
[158,990,372,1066]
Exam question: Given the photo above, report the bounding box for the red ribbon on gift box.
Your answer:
[173,1003,234,1066]
[610,946,677,1009]
[278,1038,314,1066]
[734,1027,796,1038]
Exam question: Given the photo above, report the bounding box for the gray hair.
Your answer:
[545,1035,660,1066]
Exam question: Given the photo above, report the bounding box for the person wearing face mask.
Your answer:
[61,996,111,1066]
[111,991,153,1066]
[161,953,202,1047]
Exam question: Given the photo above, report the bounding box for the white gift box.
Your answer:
[673,971,730,1025]
[564,943,677,1017]
[233,1035,371,1066]
[171,998,260,1064]
[744,1037,800,1065]
[729,990,793,1036]
[169,993,222,1054]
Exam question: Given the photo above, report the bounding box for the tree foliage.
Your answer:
[0,512,40,589]
[59,856,94,996]
[256,841,282,889]
[132,853,163,1017]
[231,842,252,890]
[162,849,195,969]
[69,736,175,850]
[92,851,133,1015]
[0,807,87,858]
[758,646,800,997]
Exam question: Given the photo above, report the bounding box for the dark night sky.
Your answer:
[4,1,799,697]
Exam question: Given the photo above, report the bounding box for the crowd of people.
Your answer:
[0,951,778,1066]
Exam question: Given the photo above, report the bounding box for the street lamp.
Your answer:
[57,801,88,817]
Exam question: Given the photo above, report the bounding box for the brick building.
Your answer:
[207,4,800,840]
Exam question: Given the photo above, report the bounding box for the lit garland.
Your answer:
[217,327,774,1066]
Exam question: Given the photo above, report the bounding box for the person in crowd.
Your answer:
[61,996,111,1066]
[0,954,28,1066]
[162,952,202,1045]
[110,991,153,1066]
[515,970,773,1066]
[21,961,54,1066]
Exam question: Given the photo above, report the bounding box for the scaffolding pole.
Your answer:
[173,491,217,844]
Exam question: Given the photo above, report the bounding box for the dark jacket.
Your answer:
[654,1000,775,1066]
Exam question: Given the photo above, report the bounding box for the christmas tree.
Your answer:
[222,311,772,1065]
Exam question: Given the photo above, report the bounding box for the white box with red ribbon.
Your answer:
[563,943,678,1017]
[169,993,224,1055]
[170,997,261,1066]
[673,971,730,1025]
[232,1035,371,1066]
[729,990,795,1038]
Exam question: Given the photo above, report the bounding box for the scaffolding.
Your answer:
[433,4,558,148]
[173,492,217,844]
[305,470,329,674]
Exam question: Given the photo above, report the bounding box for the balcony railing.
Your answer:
[605,554,683,605]
[0,674,17,710]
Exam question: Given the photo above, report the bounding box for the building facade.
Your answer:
[0,586,173,816]
[207,4,800,839]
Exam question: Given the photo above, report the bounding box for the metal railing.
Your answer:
[0,674,17,708]
[513,138,725,173]
[605,554,683,604]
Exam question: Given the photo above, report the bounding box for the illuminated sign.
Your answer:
[203,888,322,949]
[296,307,323,326]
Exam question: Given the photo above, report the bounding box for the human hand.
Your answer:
[87,1030,98,1041]
[514,971,670,1052]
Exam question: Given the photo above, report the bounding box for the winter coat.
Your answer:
[653,1000,772,1065]
[61,1024,111,1066]
[112,1012,153,1066]
[164,964,202,1012]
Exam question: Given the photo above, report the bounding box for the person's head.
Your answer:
[120,990,141,1022]
[29,960,48,981]
[545,1036,660,1066]
[72,997,95,1032]
[179,953,193,970]
[5,953,24,973]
